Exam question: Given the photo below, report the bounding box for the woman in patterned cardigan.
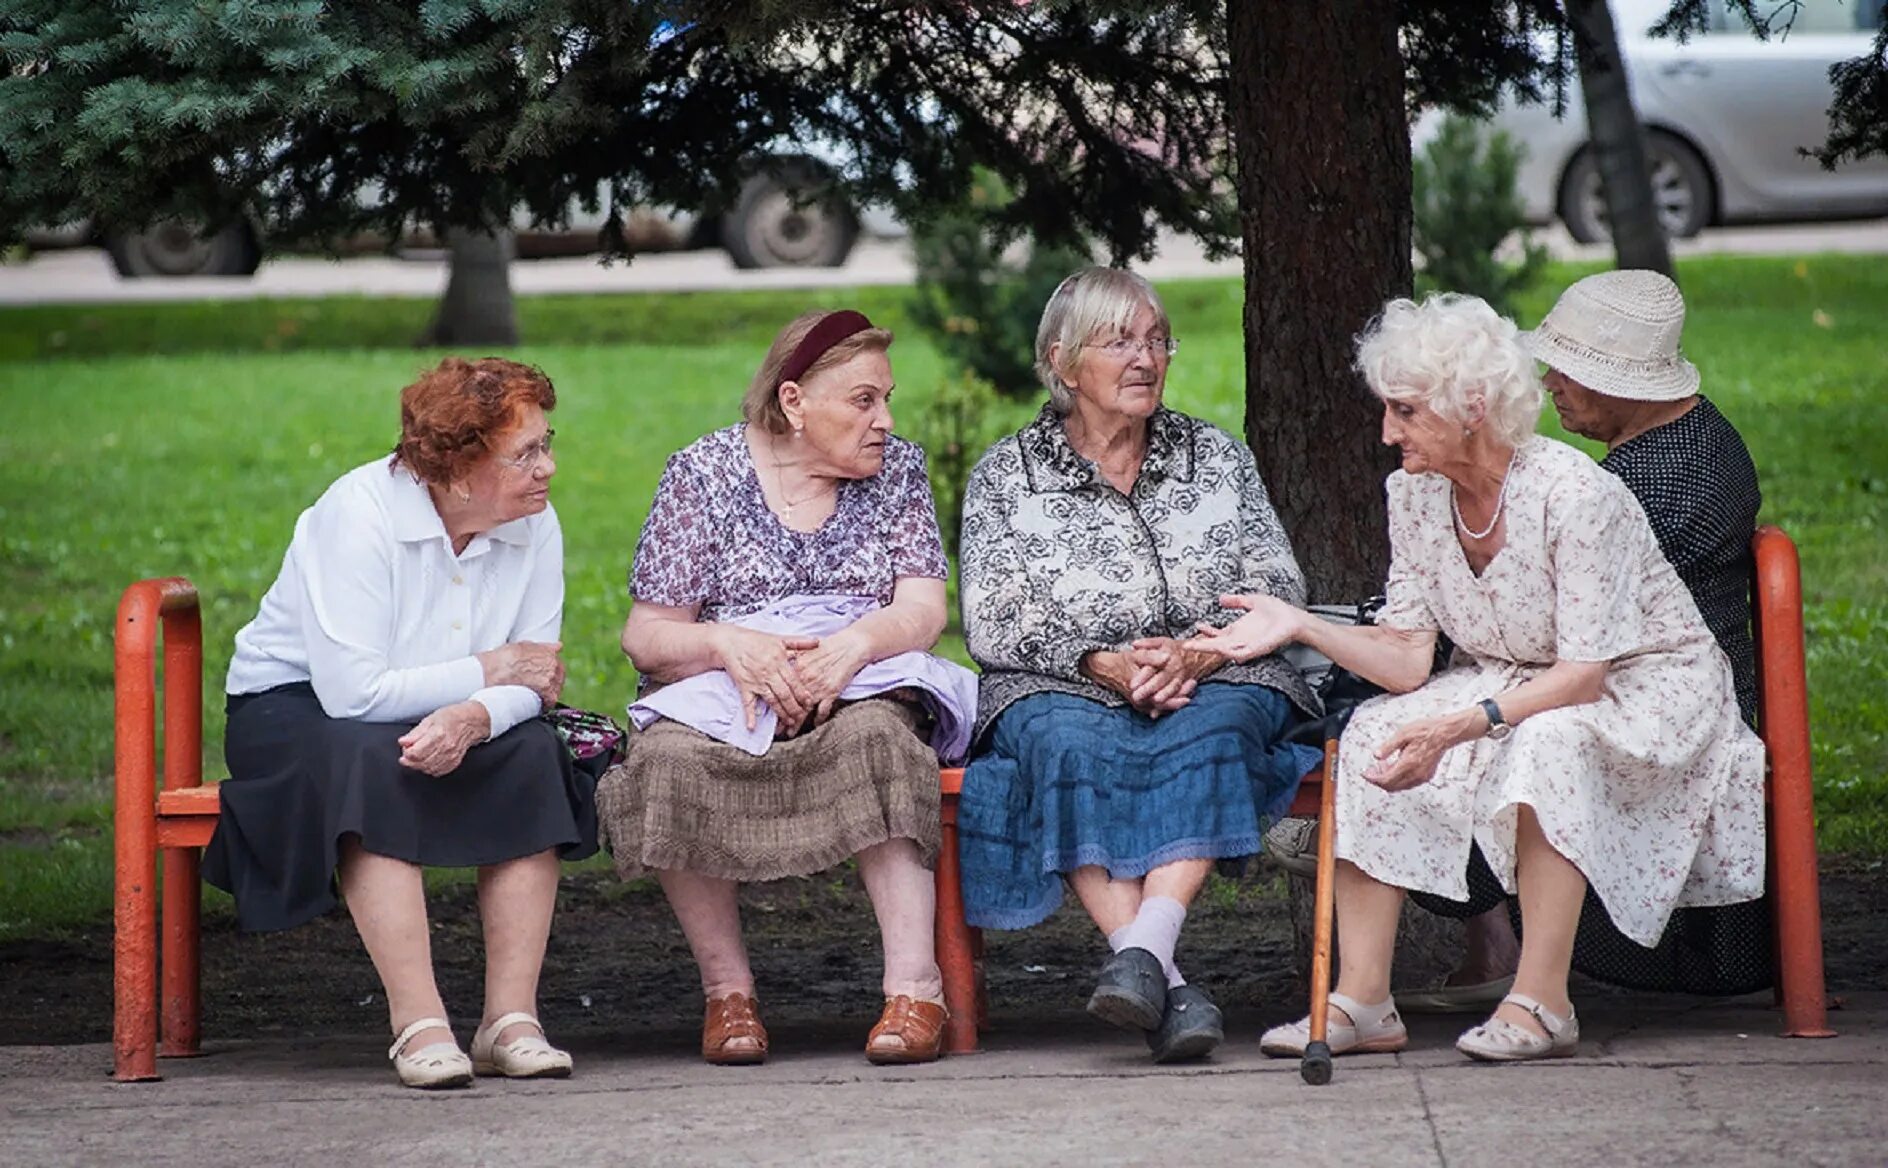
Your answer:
[955,267,1323,1063]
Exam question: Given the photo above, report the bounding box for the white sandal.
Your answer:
[389,1017,473,1089]
[1455,993,1580,1062]
[471,1012,573,1079]
[1259,992,1408,1058]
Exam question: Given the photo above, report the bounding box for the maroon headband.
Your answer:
[778,310,875,387]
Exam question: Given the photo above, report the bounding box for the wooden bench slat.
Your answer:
[156,785,221,818]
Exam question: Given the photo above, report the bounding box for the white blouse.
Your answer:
[227,458,563,740]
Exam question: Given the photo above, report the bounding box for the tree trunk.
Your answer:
[1228,1,1409,604]
[1568,0,1676,277]
[423,228,519,347]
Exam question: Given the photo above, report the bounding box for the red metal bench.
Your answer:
[109,524,1833,1080]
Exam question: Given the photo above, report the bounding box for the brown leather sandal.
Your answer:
[865,995,949,1065]
[702,992,768,1066]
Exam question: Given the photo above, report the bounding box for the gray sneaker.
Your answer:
[1086,947,1166,1032]
[1263,816,1319,878]
[1146,984,1224,1063]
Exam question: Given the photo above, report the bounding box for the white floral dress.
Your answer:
[1336,437,1766,946]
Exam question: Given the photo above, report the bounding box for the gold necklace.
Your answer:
[771,435,833,520]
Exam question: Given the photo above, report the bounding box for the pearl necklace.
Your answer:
[1452,450,1518,540]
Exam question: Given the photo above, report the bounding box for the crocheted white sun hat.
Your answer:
[1521,269,1700,402]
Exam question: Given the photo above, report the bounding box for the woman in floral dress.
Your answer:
[1191,294,1766,1064]
[600,310,972,1066]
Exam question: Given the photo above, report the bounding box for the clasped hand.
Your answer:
[398,701,490,775]
[1086,637,1219,719]
[717,626,869,736]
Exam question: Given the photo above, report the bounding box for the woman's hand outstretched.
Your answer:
[1182,593,1305,662]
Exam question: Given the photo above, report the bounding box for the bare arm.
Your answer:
[812,576,948,666]
[1362,657,1608,790]
[1184,593,1438,694]
[620,598,723,684]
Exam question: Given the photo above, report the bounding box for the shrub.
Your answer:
[1412,114,1548,317]
[905,171,1086,559]
[908,171,1092,397]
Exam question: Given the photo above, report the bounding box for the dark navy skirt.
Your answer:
[204,682,601,933]
[957,682,1321,930]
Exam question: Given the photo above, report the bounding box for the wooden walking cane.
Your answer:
[1301,738,1340,1085]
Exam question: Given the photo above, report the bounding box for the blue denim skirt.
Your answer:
[957,682,1320,930]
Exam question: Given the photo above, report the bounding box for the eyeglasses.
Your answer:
[1087,335,1179,360]
[499,429,555,472]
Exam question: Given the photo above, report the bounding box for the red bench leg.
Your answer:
[1753,526,1834,1038]
[935,797,981,1054]
[114,583,168,1082]
[160,846,204,1058]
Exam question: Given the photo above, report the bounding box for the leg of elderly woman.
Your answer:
[1501,805,1583,1032]
[855,838,945,1000]
[338,838,452,1051]
[1070,858,1212,987]
[658,869,756,998]
[476,848,561,1044]
[1067,866,1145,934]
[1331,859,1407,1016]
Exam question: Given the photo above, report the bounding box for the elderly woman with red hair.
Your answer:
[205,357,600,1089]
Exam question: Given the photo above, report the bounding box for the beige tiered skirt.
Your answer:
[596,698,940,881]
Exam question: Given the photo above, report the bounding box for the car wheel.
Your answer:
[1558,131,1714,244]
[720,164,859,270]
[106,219,261,278]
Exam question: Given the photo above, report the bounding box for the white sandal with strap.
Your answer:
[1259,992,1408,1058]
[1455,993,1580,1062]
[389,1017,473,1089]
[471,1012,573,1079]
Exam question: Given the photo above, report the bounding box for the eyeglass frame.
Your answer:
[1085,335,1180,360]
[498,428,556,472]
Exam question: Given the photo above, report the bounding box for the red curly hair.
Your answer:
[391,357,556,486]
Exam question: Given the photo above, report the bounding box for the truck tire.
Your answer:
[720,163,859,270]
[106,219,262,278]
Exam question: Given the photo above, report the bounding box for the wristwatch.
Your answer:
[1478,698,1512,740]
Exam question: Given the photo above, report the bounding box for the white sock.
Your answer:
[1110,897,1188,988]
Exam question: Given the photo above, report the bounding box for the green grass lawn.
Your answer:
[1,254,1883,938]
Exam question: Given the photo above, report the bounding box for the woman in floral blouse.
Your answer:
[956,267,1323,1063]
[600,310,968,1066]
[1190,294,1766,1065]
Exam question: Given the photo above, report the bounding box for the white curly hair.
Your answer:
[1353,293,1542,448]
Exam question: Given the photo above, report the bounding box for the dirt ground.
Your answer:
[4,857,1884,1050]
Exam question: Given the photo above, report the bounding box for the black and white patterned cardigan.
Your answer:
[959,404,1321,745]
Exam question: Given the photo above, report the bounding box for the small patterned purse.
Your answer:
[543,705,628,766]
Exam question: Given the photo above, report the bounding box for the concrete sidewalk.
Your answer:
[3,994,1882,1167]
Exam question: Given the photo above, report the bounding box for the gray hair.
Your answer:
[1354,293,1542,448]
[1034,267,1172,414]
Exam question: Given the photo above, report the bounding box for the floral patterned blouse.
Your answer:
[960,405,1319,743]
[630,425,948,621]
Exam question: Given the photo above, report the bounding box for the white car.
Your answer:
[1470,0,1888,241]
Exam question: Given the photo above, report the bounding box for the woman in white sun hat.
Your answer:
[1187,291,1767,1064]
[1397,268,1772,1017]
